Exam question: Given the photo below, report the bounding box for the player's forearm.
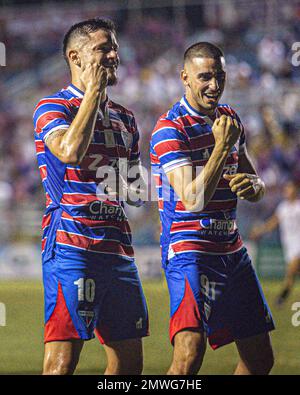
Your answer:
[260,216,278,234]
[60,88,102,164]
[184,144,230,211]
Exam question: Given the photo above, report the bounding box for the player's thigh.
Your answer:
[165,253,229,345]
[43,258,110,343]
[43,339,84,374]
[235,332,274,373]
[103,338,143,370]
[165,256,203,344]
[173,329,207,362]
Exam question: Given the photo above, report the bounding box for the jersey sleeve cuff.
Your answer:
[163,158,192,174]
[43,125,69,142]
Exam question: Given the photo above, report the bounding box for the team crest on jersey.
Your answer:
[78,310,94,328]
[230,140,239,153]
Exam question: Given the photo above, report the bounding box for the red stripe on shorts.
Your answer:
[44,282,80,343]
[169,277,202,344]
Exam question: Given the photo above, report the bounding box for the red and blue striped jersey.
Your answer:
[34,84,140,262]
[150,96,245,264]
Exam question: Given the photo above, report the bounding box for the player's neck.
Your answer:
[185,92,216,118]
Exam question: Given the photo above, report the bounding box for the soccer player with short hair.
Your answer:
[251,180,300,306]
[150,42,275,375]
[33,18,148,375]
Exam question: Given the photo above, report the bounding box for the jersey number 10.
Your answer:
[74,278,96,303]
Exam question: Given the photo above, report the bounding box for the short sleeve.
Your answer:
[33,98,71,142]
[150,120,192,174]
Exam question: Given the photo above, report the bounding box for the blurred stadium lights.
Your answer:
[5,54,65,97]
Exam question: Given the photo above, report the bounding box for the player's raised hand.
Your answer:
[80,62,108,93]
[212,115,242,151]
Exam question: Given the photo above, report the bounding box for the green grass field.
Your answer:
[0,279,299,375]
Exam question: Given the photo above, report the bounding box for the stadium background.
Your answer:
[0,0,299,374]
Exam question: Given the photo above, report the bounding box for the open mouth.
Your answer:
[203,92,219,100]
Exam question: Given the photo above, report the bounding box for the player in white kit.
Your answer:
[250,180,300,305]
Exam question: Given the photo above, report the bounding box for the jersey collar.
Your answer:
[180,95,219,126]
[67,83,84,98]
[67,84,110,127]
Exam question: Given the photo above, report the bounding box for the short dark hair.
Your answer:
[184,42,224,65]
[63,17,116,63]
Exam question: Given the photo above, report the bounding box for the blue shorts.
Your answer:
[165,247,275,349]
[43,250,149,344]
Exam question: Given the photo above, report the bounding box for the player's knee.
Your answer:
[176,348,203,375]
[107,353,143,375]
[171,338,204,375]
[43,357,77,375]
[170,354,202,375]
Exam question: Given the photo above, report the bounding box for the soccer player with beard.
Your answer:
[150,42,275,375]
[33,18,148,375]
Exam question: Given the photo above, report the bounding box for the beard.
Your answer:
[107,71,118,86]
[103,60,119,86]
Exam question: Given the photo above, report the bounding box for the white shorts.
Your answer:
[283,241,300,263]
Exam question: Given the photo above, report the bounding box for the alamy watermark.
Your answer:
[81,157,241,235]
[90,157,207,208]
[291,42,300,67]
[0,42,6,66]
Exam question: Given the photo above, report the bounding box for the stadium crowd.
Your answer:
[0,0,299,244]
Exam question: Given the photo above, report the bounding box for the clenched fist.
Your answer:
[80,62,108,93]
[212,115,242,152]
